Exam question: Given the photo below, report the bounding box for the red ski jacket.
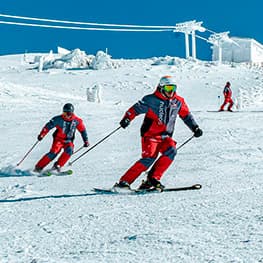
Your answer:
[39,113,88,143]
[223,86,232,99]
[122,89,198,137]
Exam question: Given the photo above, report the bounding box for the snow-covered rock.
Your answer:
[90,50,116,70]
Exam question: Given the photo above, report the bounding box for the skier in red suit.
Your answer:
[219,81,234,112]
[115,76,203,191]
[34,103,89,172]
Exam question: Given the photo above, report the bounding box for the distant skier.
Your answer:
[115,76,203,191]
[219,81,234,112]
[34,103,89,172]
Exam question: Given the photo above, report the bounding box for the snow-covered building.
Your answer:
[212,37,263,65]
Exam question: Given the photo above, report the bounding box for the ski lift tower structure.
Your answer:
[208,31,231,63]
[174,20,206,59]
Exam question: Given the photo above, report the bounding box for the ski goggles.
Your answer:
[63,112,73,117]
[163,84,177,92]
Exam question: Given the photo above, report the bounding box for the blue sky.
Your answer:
[0,0,262,60]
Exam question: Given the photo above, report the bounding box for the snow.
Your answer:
[0,53,262,262]
[31,48,116,71]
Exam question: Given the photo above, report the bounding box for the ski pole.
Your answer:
[72,146,84,155]
[68,126,122,166]
[17,141,39,166]
[177,135,195,151]
[218,95,221,109]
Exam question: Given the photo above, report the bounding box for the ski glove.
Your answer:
[120,118,130,129]
[193,127,203,138]
[37,134,44,141]
[83,141,90,147]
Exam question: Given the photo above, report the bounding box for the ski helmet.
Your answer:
[159,75,177,87]
[158,75,177,97]
[63,103,74,113]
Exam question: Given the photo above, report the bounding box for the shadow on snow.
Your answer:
[0,192,100,203]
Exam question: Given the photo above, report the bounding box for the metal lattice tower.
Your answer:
[208,32,232,63]
[174,20,206,59]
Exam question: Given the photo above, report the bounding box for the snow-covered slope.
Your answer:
[0,54,262,262]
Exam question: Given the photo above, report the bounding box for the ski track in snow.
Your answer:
[0,55,262,263]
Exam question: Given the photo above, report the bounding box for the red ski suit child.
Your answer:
[220,82,234,111]
[35,106,88,171]
[118,76,202,188]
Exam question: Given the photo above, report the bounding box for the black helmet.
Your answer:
[63,103,74,113]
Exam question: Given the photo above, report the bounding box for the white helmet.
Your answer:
[159,75,177,87]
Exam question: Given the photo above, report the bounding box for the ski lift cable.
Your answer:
[0,20,172,32]
[196,34,209,42]
[0,13,176,29]
[0,14,220,35]
[205,28,217,34]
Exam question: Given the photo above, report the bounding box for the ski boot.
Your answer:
[138,177,165,192]
[33,166,43,173]
[148,177,165,192]
[114,181,130,189]
[113,181,131,191]
[52,162,61,172]
[138,179,154,190]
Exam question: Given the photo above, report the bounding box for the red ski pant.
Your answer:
[220,97,234,110]
[35,140,74,169]
[120,136,177,184]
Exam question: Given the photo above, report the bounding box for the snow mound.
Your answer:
[53,48,92,69]
[151,56,188,66]
[34,48,116,71]
[90,50,116,70]
[38,48,92,71]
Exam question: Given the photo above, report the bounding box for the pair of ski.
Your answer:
[207,110,235,113]
[36,169,73,177]
[93,183,202,195]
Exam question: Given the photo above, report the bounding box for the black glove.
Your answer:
[193,126,203,138]
[37,134,43,141]
[120,118,130,129]
[83,141,90,147]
